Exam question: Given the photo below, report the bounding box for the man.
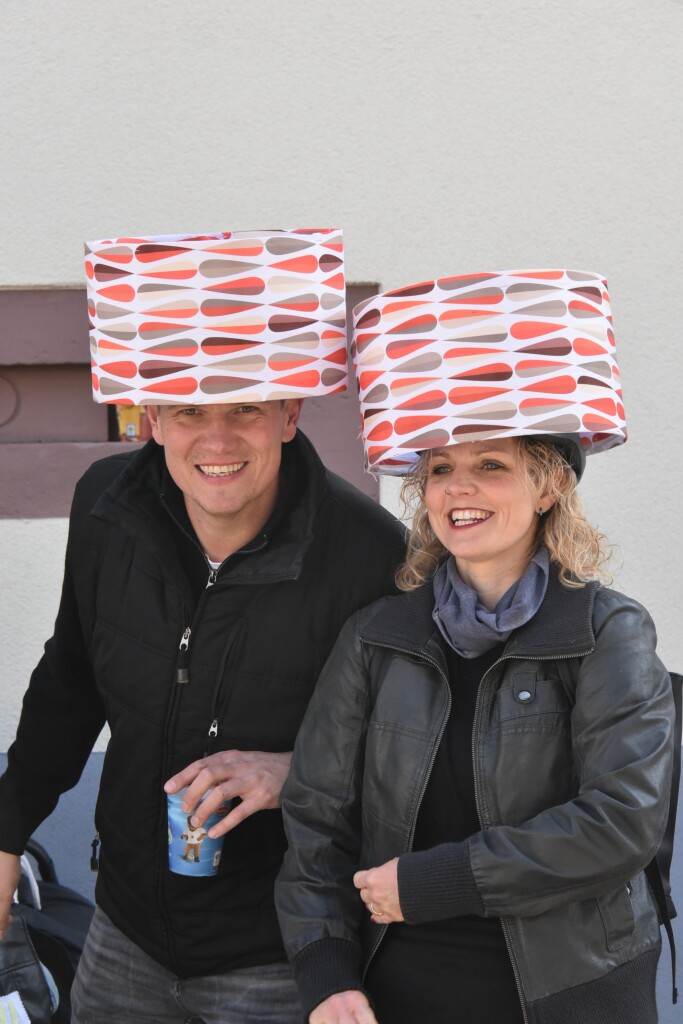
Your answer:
[0,229,405,1022]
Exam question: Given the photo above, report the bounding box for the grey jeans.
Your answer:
[71,906,303,1024]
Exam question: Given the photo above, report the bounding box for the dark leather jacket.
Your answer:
[277,567,674,1023]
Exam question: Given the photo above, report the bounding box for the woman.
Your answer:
[275,270,674,1024]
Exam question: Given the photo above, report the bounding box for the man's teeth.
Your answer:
[451,510,491,524]
[199,463,245,477]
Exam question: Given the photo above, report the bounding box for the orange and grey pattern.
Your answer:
[85,229,346,404]
[352,269,627,475]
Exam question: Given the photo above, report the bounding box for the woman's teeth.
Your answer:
[451,510,491,525]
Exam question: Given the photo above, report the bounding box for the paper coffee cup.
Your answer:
[167,787,231,877]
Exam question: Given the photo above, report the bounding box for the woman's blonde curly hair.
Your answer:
[396,437,613,592]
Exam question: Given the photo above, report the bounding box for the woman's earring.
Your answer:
[538,507,544,519]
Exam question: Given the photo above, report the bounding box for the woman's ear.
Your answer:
[537,496,557,517]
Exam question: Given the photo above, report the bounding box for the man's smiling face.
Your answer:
[147,400,302,548]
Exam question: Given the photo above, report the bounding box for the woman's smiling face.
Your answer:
[424,438,551,601]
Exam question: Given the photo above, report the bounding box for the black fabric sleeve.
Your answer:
[397,839,485,924]
[292,937,366,1019]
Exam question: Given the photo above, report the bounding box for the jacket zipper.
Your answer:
[118,496,297,976]
[470,654,530,1023]
[176,627,191,684]
[200,568,222,757]
[361,640,452,977]
[157,497,301,971]
[161,599,213,971]
[205,718,219,756]
[471,649,592,1023]
[174,565,277,755]
[90,831,100,871]
[202,618,246,756]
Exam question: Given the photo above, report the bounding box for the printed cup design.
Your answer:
[167,787,231,877]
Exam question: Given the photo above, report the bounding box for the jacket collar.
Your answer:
[360,560,598,671]
[91,429,328,585]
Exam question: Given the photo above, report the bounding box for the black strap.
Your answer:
[643,670,682,1005]
[24,837,59,884]
[645,857,678,1003]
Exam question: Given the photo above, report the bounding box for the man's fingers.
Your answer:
[186,772,271,831]
[164,759,204,796]
[189,783,241,829]
[205,798,253,837]
[198,781,276,835]
[165,750,292,832]
[164,750,245,796]
[182,768,238,815]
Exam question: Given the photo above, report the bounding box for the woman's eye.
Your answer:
[431,464,450,475]
[482,461,503,470]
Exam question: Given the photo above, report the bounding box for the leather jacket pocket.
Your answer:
[597,883,635,950]
[495,671,570,729]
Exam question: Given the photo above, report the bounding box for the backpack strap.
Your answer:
[645,670,682,1004]
[645,857,677,1003]
[24,838,59,885]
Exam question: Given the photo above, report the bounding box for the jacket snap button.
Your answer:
[517,690,532,702]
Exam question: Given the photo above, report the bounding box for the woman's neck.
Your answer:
[455,555,532,611]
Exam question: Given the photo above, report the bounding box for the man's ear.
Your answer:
[146,405,164,445]
[282,399,304,442]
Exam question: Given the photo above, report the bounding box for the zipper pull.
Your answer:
[204,718,219,756]
[90,832,100,871]
[206,569,218,587]
[177,627,191,684]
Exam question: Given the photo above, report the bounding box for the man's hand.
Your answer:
[309,990,378,1024]
[0,851,21,940]
[164,750,292,838]
[354,857,403,924]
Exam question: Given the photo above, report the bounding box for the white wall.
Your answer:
[0,520,111,750]
[0,520,65,747]
[2,0,683,750]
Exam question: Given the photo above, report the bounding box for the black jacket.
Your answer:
[277,569,674,1023]
[0,431,405,977]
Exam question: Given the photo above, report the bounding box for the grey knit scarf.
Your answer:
[432,547,550,658]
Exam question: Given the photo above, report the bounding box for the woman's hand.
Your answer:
[353,857,403,923]
[310,990,378,1023]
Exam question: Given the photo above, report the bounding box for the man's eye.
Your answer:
[236,405,260,414]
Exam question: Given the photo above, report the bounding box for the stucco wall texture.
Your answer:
[1,0,682,755]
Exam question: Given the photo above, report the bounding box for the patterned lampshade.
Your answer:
[352,269,627,475]
[85,229,346,404]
